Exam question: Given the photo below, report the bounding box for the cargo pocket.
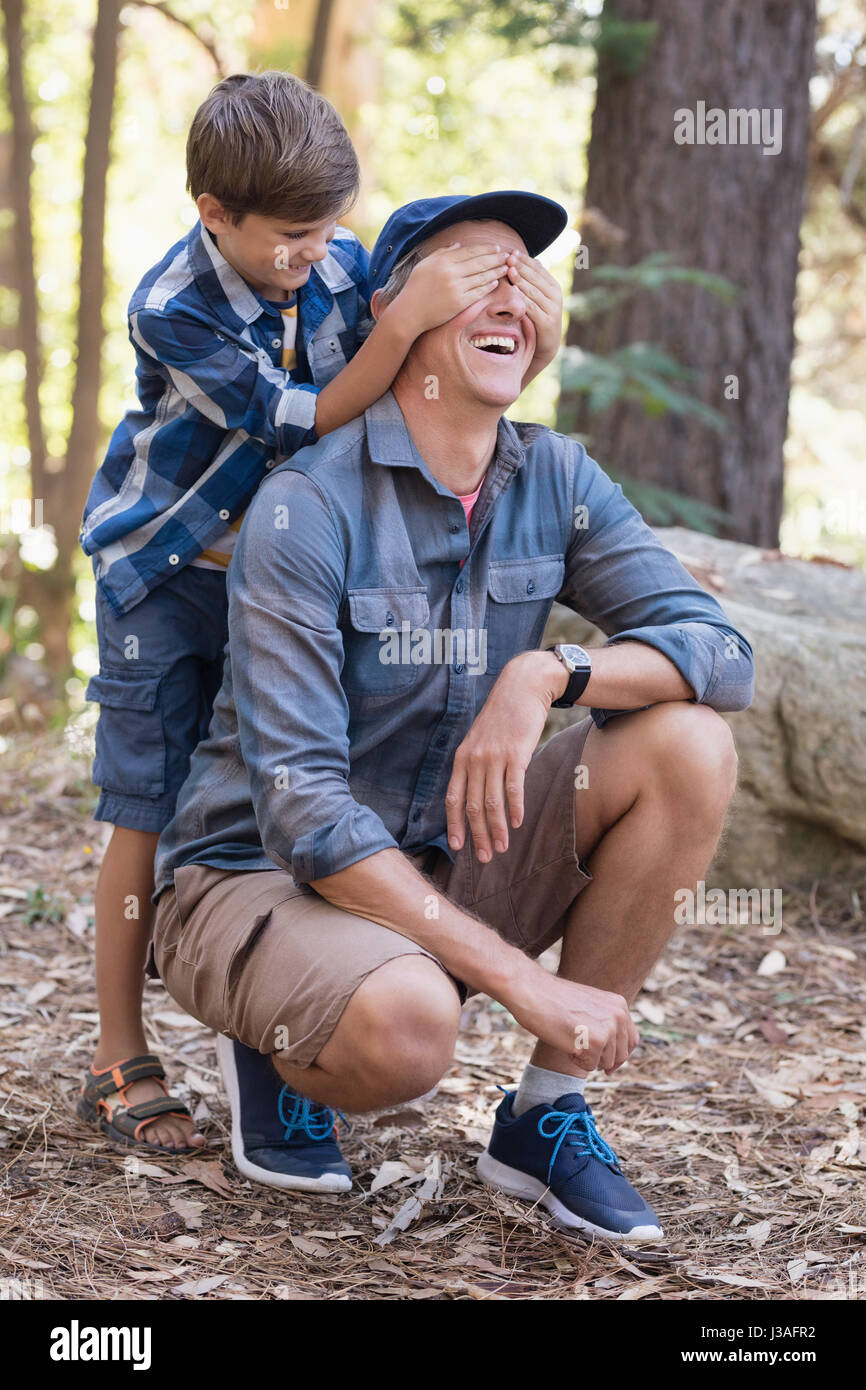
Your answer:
[342,586,430,696]
[85,666,166,797]
[484,555,565,674]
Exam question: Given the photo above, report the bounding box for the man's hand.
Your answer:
[445,650,568,862]
[508,965,639,1074]
[504,251,563,386]
[387,242,511,338]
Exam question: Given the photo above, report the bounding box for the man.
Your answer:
[152,192,754,1242]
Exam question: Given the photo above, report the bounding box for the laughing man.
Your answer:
[151,192,754,1242]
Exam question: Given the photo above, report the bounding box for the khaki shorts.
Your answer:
[152,716,594,1068]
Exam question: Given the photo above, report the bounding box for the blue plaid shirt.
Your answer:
[80,220,372,616]
[153,389,755,898]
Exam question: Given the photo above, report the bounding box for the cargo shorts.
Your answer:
[152,715,595,1068]
[85,566,230,833]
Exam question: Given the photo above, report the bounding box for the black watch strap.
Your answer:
[548,645,592,708]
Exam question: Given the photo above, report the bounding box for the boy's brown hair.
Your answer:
[186,70,360,225]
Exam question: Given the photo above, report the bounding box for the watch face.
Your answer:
[559,643,591,671]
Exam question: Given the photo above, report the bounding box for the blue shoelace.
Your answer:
[538,1107,621,1183]
[277,1086,350,1143]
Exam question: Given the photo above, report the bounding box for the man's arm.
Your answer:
[562,441,756,725]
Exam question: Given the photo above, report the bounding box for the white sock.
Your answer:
[512,1062,586,1118]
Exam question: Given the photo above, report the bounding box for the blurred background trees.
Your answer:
[0,0,864,724]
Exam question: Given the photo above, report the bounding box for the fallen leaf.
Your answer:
[744,1070,798,1110]
[746,1219,772,1249]
[177,1159,235,1198]
[25,981,54,1006]
[169,1195,205,1230]
[370,1159,419,1193]
[757,950,787,976]
[174,1274,227,1295]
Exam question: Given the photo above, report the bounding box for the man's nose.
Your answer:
[489,274,527,317]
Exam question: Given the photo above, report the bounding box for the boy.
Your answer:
[78,71,560,1182]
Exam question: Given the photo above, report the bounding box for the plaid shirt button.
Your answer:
[169,554,179,564]
[219,509,230,520]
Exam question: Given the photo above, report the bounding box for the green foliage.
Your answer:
[560,252,740,532]
[607,471,732,534]
[560,342,727,433]
[24,885,66,926]
[394,0,658,75]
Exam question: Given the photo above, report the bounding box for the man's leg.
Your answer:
[532,700,738,1077]
[478,701,738,1240]
[272,954,462,1111]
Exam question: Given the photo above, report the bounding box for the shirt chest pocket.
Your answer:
[484,555,565,673]
[342,586,430,697]
[308,334,347,385]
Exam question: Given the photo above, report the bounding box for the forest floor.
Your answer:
[1,723,865,1302]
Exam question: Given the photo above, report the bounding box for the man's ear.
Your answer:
[369,288,385,321]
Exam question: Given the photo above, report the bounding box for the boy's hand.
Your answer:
[505,250,564,384]
[387,242,511,337]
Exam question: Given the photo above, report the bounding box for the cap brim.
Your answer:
[400,191,569,262]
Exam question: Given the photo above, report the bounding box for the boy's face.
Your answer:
[197,194,337,299]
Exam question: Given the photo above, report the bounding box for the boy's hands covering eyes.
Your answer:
[388,242,511,336]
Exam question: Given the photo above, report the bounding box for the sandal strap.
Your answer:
[121,1096,193,1124]
[85,1053,166,1101]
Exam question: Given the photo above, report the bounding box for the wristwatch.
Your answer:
[547,643,592,708]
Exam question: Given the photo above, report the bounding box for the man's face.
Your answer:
[405,220,536,409]
[198,197,337,296]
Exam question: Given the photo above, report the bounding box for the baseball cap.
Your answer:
[368,191,569,294]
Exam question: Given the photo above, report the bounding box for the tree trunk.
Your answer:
[3,0,47,494]
[561,0,816,547]
[30,0,121,678]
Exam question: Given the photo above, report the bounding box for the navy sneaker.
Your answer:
[477,1087,662,1241]
[216,1034,352,1192]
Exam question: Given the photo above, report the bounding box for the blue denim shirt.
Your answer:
[80,220,372,617]
[153,389,755,897]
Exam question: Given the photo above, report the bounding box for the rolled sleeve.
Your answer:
[563,443,755,727]
[133,309,320,458]
[228,470,398,882]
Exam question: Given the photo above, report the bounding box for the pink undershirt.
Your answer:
[459,481,483,527]
[457,482,483,568]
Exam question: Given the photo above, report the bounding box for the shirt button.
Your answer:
[455,579,464,594]
[435,734,447,747]
[526,580,535,594]
[169,553,179,565]
[454,662,465,675]
[219,509,230,520]
[266,459,276,469]
[329,339,338,350]
[385,611,394,626]
[271,337,282,348]
[449,523,460,534]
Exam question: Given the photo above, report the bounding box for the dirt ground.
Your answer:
[1,722,865,1301]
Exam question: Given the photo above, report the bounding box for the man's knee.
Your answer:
[332,954,462,1103]
[642,702,738,807]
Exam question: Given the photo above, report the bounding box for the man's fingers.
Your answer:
[482,764,510,855]
[504,760,526,830]
[465,758,495,863]
[444,758,468,851]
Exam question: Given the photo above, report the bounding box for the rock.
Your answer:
[541,526,866,888]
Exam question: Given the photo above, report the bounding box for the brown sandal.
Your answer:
[77,1053,200,1154]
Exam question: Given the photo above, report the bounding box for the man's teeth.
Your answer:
[469,335,516,354]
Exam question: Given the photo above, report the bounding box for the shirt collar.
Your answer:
[365,389,526,493]
[188,220,355,330]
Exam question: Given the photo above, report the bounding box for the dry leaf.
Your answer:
[757,950,786,976]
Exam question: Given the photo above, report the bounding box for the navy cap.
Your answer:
[368,191,569,293]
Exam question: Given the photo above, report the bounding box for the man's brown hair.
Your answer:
[186,70,360,225]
